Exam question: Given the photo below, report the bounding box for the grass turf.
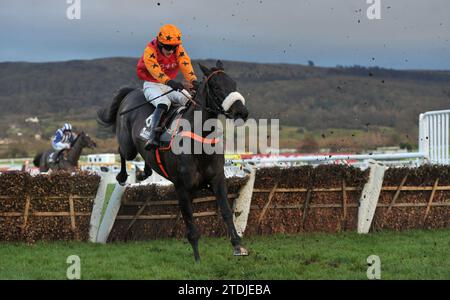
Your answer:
[0,229,448,280]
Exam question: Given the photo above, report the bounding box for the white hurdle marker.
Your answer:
[358,160,386,234]
[95,183,127,243]
[233,166,256,237]
[88,173,108,242]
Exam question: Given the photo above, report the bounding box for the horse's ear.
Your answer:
[216,60,224,70]
[199,63,211,76]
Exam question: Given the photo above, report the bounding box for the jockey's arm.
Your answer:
[176,45,197,85]
[53,141,70,150]
[52,130,70,150]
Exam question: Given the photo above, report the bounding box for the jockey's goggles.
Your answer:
[159,42,178,52]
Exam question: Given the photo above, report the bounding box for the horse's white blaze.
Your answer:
[222,91,246,112]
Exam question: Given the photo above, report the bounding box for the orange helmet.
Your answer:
[157,24,182,45]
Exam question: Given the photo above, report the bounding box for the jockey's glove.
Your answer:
[167,80,185,92]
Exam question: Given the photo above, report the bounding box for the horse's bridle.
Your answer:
[186,70,231,117]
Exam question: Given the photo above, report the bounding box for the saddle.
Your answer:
[158,104,188,148]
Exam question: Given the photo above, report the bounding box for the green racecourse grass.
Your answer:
[0,229,449,279]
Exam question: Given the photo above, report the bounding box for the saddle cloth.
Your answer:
[47,150,63,164]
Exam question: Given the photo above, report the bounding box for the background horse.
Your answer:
[33,131,97,172]
[97,60,249,261]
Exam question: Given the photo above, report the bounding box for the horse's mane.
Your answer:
[70,132,82,147]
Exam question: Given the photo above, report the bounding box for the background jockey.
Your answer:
[49,123,76,162]
[136,23,199,150]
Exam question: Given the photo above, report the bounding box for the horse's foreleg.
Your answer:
[116,150,128,185]
[212,178,249,256]
[175,188,201,262]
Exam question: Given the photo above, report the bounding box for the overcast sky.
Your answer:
[1,0,449,70]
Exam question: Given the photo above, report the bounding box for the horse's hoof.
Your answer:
[116,173,128,185]
[233,246,249,256]
[144,168,153,178]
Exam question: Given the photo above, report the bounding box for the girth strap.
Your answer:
[155,149,169,178]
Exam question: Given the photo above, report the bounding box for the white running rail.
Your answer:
[232,109,450,167]
[419,109,450,165]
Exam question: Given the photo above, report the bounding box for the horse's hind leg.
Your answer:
[144,164,153,178]
[116,149,128,185]
[212,178,248,256]
[40,152,49,172]
[175,187,201,262]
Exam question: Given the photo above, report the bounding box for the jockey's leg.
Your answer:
[48,147,63,163]
[141,82,170,149]
[168,89,190,106]
[144,103,168,150]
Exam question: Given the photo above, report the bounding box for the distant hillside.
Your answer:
[1,57,450,135]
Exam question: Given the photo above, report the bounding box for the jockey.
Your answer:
[136,24,199,150]
[49,123,76,162]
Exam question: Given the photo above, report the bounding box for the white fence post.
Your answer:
[420,109,450,165]
[445,113,449,164]
[233,166,256,237]
[88,174,108,242]
[358,160,386,234]
[96,183,126,243]
[419,113,430,163]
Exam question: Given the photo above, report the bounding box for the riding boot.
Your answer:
[144,104,167,150]
[48,150,61,164]
[48,153,55,164]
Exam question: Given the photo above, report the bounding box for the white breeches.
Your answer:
[143,81,190,109]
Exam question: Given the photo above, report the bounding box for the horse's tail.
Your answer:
[97,86,135,132]
[33,153,43,167]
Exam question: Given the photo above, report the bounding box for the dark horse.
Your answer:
[97,61,249,261]
[33,131,97,172]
